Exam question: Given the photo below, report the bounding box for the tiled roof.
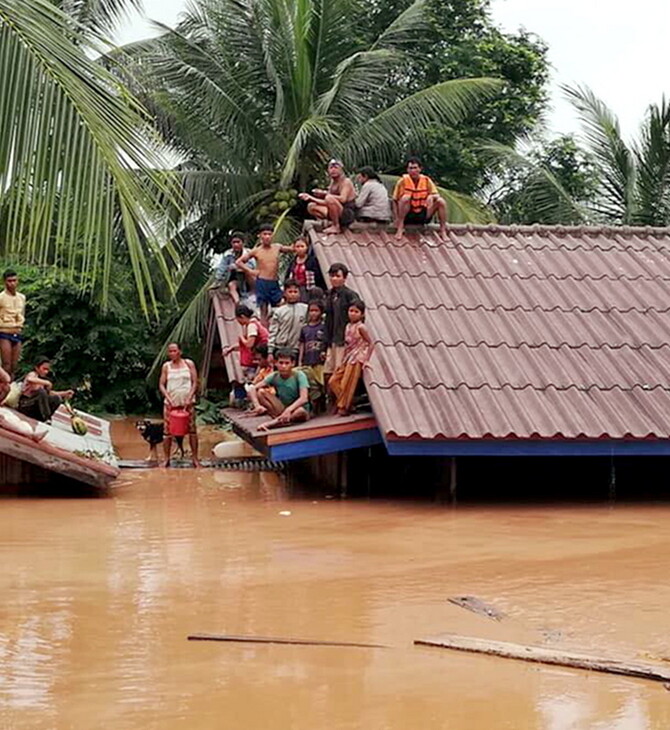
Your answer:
[211,293,245,384]
[310,224,670,441]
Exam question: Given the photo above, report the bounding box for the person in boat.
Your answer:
[248,348,310,430]
[18,357,74,423]
[211,232,256,304]
[299,159,357,235]
[354,166,392,224]
[0,269,26,379]
[392,157,448,240]
[159,342,200,468]
[236,224,294,327]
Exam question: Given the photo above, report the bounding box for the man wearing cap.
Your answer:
[299,159,356,235]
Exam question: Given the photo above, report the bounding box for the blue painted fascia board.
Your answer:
[386,439,670,457]
[268,428,383,461]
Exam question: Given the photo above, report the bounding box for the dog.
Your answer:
[135,420,185,462]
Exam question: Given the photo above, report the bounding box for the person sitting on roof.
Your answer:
[392,157,448,240]
[210,231,256,305]
[18,357,74,423]
[248,348,310,430]
[299,159,357,235]
[355,166,391,224]
[328,299,374,416]
[283,237,326,303]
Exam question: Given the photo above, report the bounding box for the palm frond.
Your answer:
[58,0,142,36]
[341,77,503,164]
[564,85,636,224]
[0,0,182,312]
[633,99,670,226]
[479,141,589,225]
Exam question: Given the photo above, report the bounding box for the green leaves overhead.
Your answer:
[0,0,180,312]
[130,0,502,227]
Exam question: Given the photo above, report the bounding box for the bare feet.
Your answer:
[322,225,341,235]
[438,226,448,241]
[245,406,267,417]
[192,459,201,468]
[337,408,350,416]
[164,460,171,468]
[394,226,405,240]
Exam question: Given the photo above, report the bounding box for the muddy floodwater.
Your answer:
[2,448,670,728]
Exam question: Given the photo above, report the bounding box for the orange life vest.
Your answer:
[401,174,433,212]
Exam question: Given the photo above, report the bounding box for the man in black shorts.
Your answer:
[299,159,357,235]
[392,157,448,239]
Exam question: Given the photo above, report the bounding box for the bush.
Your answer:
[6,264,160,415]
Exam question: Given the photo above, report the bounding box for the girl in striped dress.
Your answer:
[328,299,374,416]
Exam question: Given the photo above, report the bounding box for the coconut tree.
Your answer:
[484,86,670,227]
[121,0,502,238]
[0,0,180,312]
[121,0,502,359]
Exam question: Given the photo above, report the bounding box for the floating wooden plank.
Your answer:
[188,633,388,649]
[414,634,670,683]
[448,596,506,621]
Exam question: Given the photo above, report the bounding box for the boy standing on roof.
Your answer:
[323,263,359,382]
[299,159,357,235]
[237,223,293,326]
[268,280,308,363]
[0,269,26,380]
[393,157,448,240]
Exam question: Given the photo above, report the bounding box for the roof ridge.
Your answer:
[369,302,670,315]
[369,341,670,352]
[370,338,670,349]
[348,270,670,283]
[366,382,670,393]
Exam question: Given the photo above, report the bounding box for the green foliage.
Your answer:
[490,136,598,225]
[358,0,550,193]
[11,263,160,414]
[0,0,181,313]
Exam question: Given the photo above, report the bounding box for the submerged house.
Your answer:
[216,223,670,493]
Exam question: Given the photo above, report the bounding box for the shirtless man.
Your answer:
[237,224,293,326]
[299,159,356,235]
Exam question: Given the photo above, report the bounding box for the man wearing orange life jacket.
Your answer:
[392,157,448,240]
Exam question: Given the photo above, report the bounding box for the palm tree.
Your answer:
[485,86,670,227]
[122,0,501,240]
[0,0,180,312]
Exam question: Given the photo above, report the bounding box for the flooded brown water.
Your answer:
[2,436,670,728]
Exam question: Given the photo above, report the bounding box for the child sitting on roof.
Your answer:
[328,299,374,416]
[248,348,310,430]
[284,237,326,303]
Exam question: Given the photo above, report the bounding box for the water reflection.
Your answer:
[1,469,670,728]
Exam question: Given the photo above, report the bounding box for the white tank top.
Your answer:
[166,362,192,406]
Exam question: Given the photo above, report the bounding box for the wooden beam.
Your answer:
[266,417,377,445]
[188,633,388,649]
[414,634,670,683]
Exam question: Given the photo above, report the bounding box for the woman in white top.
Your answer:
[354,167,392,223]
[159,342,200,467]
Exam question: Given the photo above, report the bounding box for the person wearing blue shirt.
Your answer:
[211,232,256,303]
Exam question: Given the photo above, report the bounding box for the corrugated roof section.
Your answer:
[310,224,670,441]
